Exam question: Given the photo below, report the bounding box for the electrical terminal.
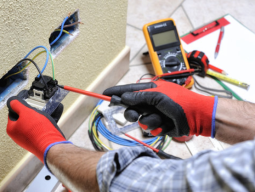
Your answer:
[26,75,58,110]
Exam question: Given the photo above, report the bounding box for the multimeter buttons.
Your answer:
[187,50,209,77]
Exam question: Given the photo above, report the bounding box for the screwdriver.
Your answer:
[58,84,181,160]
[57,85,125,106]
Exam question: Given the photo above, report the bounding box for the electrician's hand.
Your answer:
[6,96,72,165]
[103,81,218,137]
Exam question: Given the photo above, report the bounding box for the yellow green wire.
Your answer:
[4,50,55,80]
[162,136,172,150]
[88,107,102,148]
[54,29,73,36]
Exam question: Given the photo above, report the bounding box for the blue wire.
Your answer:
[95,115,161,146]
[50,16,69,46]
[23,45,50,78]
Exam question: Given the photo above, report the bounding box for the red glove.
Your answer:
[103,81,218,137]
[6,96,72,167]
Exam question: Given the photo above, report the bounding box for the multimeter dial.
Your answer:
[157,46,187,84]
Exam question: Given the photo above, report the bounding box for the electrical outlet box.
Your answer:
[49,10,80,57]
[0,61,28,109]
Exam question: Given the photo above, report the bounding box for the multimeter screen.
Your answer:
[152,30,177,47]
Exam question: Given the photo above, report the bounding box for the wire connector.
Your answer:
[28,75,58,100]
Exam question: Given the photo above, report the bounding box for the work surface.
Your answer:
[54,0,254,191]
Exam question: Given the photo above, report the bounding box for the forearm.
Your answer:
[215,98,255,144]
[46,144,104,192]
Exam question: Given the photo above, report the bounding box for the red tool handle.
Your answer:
[61,85,112,102]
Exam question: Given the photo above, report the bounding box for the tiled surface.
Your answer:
[182,0,255,32]
[125,25,145,61]
[55,1,255,191]
[127,0,183,29]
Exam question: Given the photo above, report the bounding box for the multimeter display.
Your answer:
[152,30,177,47]
[143,18,193,87]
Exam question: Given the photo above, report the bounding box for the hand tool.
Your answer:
[58,84,182,159]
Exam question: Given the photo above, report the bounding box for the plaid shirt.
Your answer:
[97,139,255,192]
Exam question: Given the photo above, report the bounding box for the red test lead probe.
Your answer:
[124,133,181,160]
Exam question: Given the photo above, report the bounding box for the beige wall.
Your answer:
[0,0,128,182]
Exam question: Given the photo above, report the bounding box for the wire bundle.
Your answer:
[88,101,172,151]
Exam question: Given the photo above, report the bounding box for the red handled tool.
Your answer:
[57,85,126,107]
[58,84,181,159]
[58,85,112,101]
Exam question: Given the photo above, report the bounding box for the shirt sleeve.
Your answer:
[96,140,255,192]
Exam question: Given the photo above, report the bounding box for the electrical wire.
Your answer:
[209,75,243,101]
[23,45,50,78]
[4,51,55,80]
[50,16,69,46]
[136,73,155,83]
[88,101,162,150]
[54,29,73,36]
[13,58,48,89]
[193,76,232,98]
[63,21,83,28]
[162,137,172,150]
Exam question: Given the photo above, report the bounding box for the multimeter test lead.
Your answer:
[123,132,181,160]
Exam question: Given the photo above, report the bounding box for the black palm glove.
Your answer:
[17,90,63,123]
[104,81,217,137]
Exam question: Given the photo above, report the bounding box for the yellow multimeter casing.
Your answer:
[143,18,194,88]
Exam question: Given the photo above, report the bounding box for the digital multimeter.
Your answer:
[143,18,194,88]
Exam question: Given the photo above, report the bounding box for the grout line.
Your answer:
[130,62,152,67]
[126,23,143,31]
[168,0,184,17]
[181,4,195,29]
[129,43,147,63]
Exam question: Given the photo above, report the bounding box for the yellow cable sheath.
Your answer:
[92,124,113,150]
[150,137,160,146]
[90,106,112,150]
[54,29,73,36]
[4,50,52,80]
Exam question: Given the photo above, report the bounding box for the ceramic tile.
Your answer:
[118,64,155,85]
[170,7,193,36]
[165,140,192,159]
[183,0,255,32]
[129,44,151,66]
[185,136,217,155]
[126,25,145,61]
[191,75,226,96]
[127,0,183,29]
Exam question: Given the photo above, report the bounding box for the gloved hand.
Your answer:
[6,96,72,168]
[17,90,64,123]
[103,81,218,137]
